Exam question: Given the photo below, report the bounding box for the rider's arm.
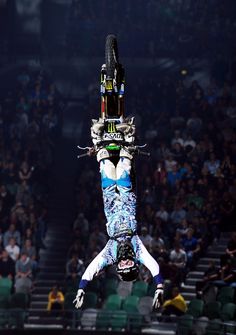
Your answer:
[78,248,109,290]
[137,237,164,285]
[136,237,164,309]
[78,238,117,290]
[74,240,116,308]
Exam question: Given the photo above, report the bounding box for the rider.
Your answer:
[73,119,164,309]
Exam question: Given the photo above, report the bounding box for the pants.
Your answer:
[99,157,137,238]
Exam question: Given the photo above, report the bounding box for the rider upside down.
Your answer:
[73,119,164,309]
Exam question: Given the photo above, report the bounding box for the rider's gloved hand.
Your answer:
[152,284,164,310]
[73,289,85,309]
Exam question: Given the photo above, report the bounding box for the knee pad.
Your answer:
[100,159,116,188]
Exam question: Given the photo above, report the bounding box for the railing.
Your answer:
[0,308,236,334]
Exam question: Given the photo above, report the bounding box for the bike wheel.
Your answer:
[105,34,119,79]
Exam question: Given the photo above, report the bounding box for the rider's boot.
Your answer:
[91,118,105,133]
[97,148,110,162]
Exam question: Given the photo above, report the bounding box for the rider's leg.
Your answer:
[99,156,119,228]
[116,156,132,192]
[99,156,116,189]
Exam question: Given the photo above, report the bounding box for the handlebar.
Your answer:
[77,144,150,159]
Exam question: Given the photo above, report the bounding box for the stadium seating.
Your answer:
[64,292,76,310]
[96,310,111,330]
[0,310,9,329]
[220,302,236,322]
[110,310,127,331]
[122,295,139,313]
[147,282,157,297]
[83,292,98,309]
[129,313,143,332]
[80,308,97,329]
[132,281,148,298]
[0,278,12,299]
[8,309,26,329]
[217,286,235,305]
[103,294,122,311]
[138,296,153,315]
[187,298,204,318]
[205,319,223,335]
[103,278,119,297]
[204,301,221,320]
[177,314,194,335]
[117,281,133,298]
[9,293,29,309]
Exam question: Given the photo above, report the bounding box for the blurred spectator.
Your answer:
[221,232,236,267]
[212,262,236,287]
[186,112,202,136]
[162,287,187,316]
[167,164,183,187]
[171,130,184,147]
[15,252,33,293]
[225,232,236,259]
[5,237,20,262]
[169,243,187,285]
[169,243,187,270]
[165,155,177,172]
[21,239,38,274]
[73,212,89,238]
[155,203,169,222]
[170,202,186,225]
[176,219,189,237]
[47,284,64,312]
[151,230,168,261]
[183,134,196,151]
[22,228,36,246]
[66,254,85,282]
[196,260,219,298]
[185,203,200,224]
[0,250,15,280]
[3,223,21,247]
[204,153,220,176]
[140,226,153,251]
[181,228,200,268]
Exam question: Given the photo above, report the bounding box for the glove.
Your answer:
[152,285,164,310]
[73,289,85,309]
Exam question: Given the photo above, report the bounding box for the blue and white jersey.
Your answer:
[79,234,162,289]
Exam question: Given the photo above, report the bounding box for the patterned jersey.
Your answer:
[79,234,162,289]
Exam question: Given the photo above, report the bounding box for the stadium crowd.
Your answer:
[67,65,236,302]
[66,0,236,58]
[0,67,60,299]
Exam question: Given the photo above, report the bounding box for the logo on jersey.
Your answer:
[103,132,123,141]
[107,122,116,133]
[105,80,113,91]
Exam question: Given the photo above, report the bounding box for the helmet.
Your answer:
[116,241,139,281]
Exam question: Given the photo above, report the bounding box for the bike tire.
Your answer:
[105,34,119,79]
